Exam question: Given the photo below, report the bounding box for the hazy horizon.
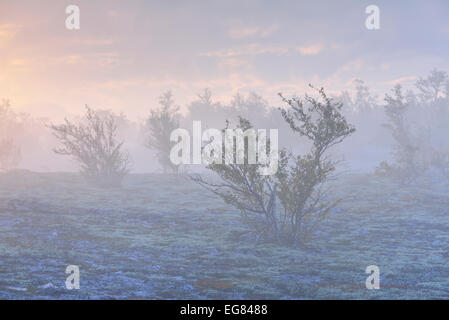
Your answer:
[1,0,448,121]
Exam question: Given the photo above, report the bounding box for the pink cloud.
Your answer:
[296,44,324,56]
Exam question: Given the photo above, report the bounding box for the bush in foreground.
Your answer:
[193,86,355,246]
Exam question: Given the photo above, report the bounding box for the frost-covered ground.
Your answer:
[0,171,448,299]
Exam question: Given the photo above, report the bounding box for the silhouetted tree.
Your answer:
[414,69,449,176]
[0,99,21,171]
[416,69,447,104]
[341,79,378,113]
[277,86,355,244]
[145,91,180,173]
[376,85,418,180]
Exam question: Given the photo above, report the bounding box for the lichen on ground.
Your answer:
[0,171,448,299]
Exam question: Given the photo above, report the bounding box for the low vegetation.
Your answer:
[49,105,129,187]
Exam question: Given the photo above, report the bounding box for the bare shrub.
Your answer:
[49,105,129,187]
[191,118,281,242]
[193,86,355,246]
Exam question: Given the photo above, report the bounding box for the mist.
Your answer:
[1,0,449,301]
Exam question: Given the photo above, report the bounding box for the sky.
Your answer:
[1,0,448,121]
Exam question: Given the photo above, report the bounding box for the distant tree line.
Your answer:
[1,69,449,246]
[2,69,448,183]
